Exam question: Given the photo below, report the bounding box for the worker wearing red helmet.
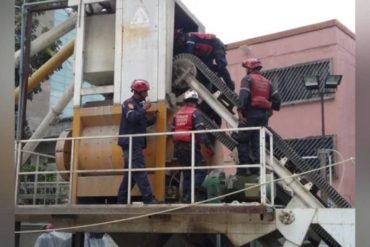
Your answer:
[236,58,281,175]
[172,89,214,203]
[117,79,158,204]
[174,29,235,91]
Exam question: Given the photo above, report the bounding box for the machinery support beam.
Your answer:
[311,208,355,247]
[276,208,355,247]
[268,157,324,208]
[184,76,238,128]
[276,208,316,246]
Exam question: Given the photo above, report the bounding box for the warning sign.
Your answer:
[130,7,150,25]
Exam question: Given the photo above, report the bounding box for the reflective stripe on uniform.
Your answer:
[126,110,134,119]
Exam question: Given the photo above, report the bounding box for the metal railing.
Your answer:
[15,150,69,205]
[15,126,274,206]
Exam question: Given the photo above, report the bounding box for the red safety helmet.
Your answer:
[131,79,150,92]
[242,58,262,70]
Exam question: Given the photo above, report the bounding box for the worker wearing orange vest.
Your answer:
[237,58,281,175]
[172,90,214,202]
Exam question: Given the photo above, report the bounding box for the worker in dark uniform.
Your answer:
[237,58,281,175]
[172,90,214,203]
[174,30,235,91]
[174,30,235,126]
[117,79,158,204]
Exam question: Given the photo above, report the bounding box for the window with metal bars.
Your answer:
[273,135,336,176]
[261,59,336,104]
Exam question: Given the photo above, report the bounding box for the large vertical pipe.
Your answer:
[16,5,32,141]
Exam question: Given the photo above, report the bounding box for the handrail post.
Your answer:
[127,136,133,204]
[259,127,267,204]
[14,141,22,206]
[269,131,275,206]
[191,132,195,203]
[68,139,75,205]
[33,154,40,205]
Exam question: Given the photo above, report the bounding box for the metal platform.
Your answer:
[16,203,276,245]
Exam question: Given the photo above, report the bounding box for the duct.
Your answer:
[14,40,75,103]
[21,83,74,164]
[14,13,77,67]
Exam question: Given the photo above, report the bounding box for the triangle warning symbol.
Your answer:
[130,7,150,25]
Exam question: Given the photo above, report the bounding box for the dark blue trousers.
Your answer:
[174,142,206,198]
[117,147,153,203]
[237,116,268,175]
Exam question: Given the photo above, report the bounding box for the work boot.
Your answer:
[181,194,191,203]
[116,198,128,204]
[182,190,206,203]
[143,196,161,204]
[236,168,251,176]
[195,188,207,202]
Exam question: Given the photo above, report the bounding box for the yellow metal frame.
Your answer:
[70,102,167,202]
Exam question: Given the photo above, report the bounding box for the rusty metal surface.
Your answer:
[55,129,72,180]
[15,203,273,215]
[15,204,275,234]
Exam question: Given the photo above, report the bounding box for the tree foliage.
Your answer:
[15,0,62,99]
[15,0,63,138]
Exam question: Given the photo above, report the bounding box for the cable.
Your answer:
[326,148,355,194]
[15,157,355,235]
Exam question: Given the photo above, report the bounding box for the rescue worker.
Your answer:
[117,79,158,204]
[174,29,235,91]
[172,90,214,203]
[237,58,281,175]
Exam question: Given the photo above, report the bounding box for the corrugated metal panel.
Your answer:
[261,59,336,104]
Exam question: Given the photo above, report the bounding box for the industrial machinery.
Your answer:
[14,0,355,246]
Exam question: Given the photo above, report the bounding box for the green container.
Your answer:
[202,169,226,203]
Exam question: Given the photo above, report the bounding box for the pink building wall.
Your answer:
[226,20,355,205]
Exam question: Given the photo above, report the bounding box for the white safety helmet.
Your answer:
[184,89,199,101]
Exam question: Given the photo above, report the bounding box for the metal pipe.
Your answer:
[23,0,66,7]
[191,132,195,203]
[14,14,77,66]
[18,126,261,144]
[320,92,325,138]
[33,155,40,204]
[14,142,22,206]
[15,0,70,145]
[14,40,75,103]
[260,128,267,204]
[127,136,133,204]
[21,83,74,164]
[16,4,32,141]
[68,138,75,205]
[18,163,259,175]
